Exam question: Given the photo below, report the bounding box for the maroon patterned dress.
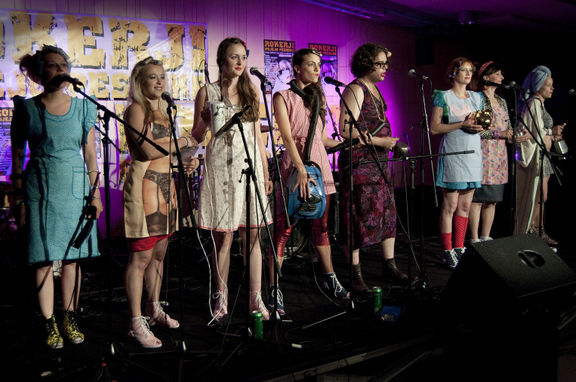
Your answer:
[338,79,396,249]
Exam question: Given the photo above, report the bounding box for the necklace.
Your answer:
[359,79,386,122]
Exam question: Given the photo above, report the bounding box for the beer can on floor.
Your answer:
[252,311,263,340]
[373,286,382,313]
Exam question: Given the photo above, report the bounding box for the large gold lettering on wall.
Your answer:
[164,24,184,72]
[109,18,151,70]
[64,15,105,69]
[10,12,56,62]
[1,10,204,103]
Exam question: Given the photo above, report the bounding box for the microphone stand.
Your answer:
[256,80,288,322]
[217,109,278,337]
[165,103,198,372]
[415,77,436,292]
[70,84,168,368]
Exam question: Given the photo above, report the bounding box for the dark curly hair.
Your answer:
[350,43,390,78]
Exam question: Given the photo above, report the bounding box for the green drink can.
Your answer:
[252,311,263,340]
[373,286,382,313]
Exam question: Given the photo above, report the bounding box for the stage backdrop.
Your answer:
[0,9,206,235]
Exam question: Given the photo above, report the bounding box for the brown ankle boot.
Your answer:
[351,263,370,293]
[383,259,408,284]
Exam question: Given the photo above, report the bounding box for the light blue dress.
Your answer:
[433,90,483,189]
[11,96,99,264]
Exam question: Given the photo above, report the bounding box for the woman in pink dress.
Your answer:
[267,48,349,316]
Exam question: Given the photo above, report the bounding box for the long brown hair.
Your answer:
[216,37,259,122]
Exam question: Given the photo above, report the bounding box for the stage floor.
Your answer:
[2,220,576,381]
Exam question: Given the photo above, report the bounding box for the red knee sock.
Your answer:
[441,232,452,251]
[454,215,469,249]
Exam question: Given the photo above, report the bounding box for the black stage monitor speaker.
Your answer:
[443,233,576,323]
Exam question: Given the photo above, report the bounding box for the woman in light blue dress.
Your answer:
[430,57,483,269]
[11,46,101,349]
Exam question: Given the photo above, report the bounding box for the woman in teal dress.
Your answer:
[11,46,102,349]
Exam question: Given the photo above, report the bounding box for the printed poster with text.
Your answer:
[309,43,340,159]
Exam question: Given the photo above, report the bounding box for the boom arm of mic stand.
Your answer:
[72,84,168,157]
[166,106,198,230]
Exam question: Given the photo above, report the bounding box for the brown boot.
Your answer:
[351,263,370,293]
[383,259,408,285]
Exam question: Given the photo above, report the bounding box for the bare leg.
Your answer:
[36,265,54,318]
[212,231,234,292]
[315,245,334,274]
[380,237,395,260]
[240,227,264,292]
[125,248,153,318]
[480,203,497,238]
[468,202,482,240]
[439,190,459,234]
[144,238,169,304]
[61,261,81,311]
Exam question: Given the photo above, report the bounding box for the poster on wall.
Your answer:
[308,43,338,99]
[0,9,207,186]
[0,108,15,181]
[264,39,295,95]
[309,43,340,165]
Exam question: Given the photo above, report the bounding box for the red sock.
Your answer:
[441,232,452,251]
[454,215,469,249]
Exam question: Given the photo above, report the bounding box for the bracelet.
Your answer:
[87,170,99,174]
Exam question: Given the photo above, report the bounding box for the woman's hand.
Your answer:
[512,129,530,143]
[183,157,200,176]
[293,166,316,199]
[461,113,484,134]
[552,123,566,139]
[264,179,273,195]
[90,198,103,220]
[381,136,399,150]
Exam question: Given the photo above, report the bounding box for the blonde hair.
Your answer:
[128,57,169,124]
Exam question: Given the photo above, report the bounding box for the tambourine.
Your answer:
[474,110,493,130]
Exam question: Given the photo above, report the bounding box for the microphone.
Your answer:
[51,74,84,87]
[407,69,429,81]
[214,105,251,138]
[504,81,527,91]
[249,67,271,85]
[324,77,346,87]
[569,89,575,96]
[483,80,502,88]
[161,92,177,109]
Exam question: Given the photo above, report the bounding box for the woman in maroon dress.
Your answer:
[338,43,408,293]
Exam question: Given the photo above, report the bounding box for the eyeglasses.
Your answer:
[373,61,390,70]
